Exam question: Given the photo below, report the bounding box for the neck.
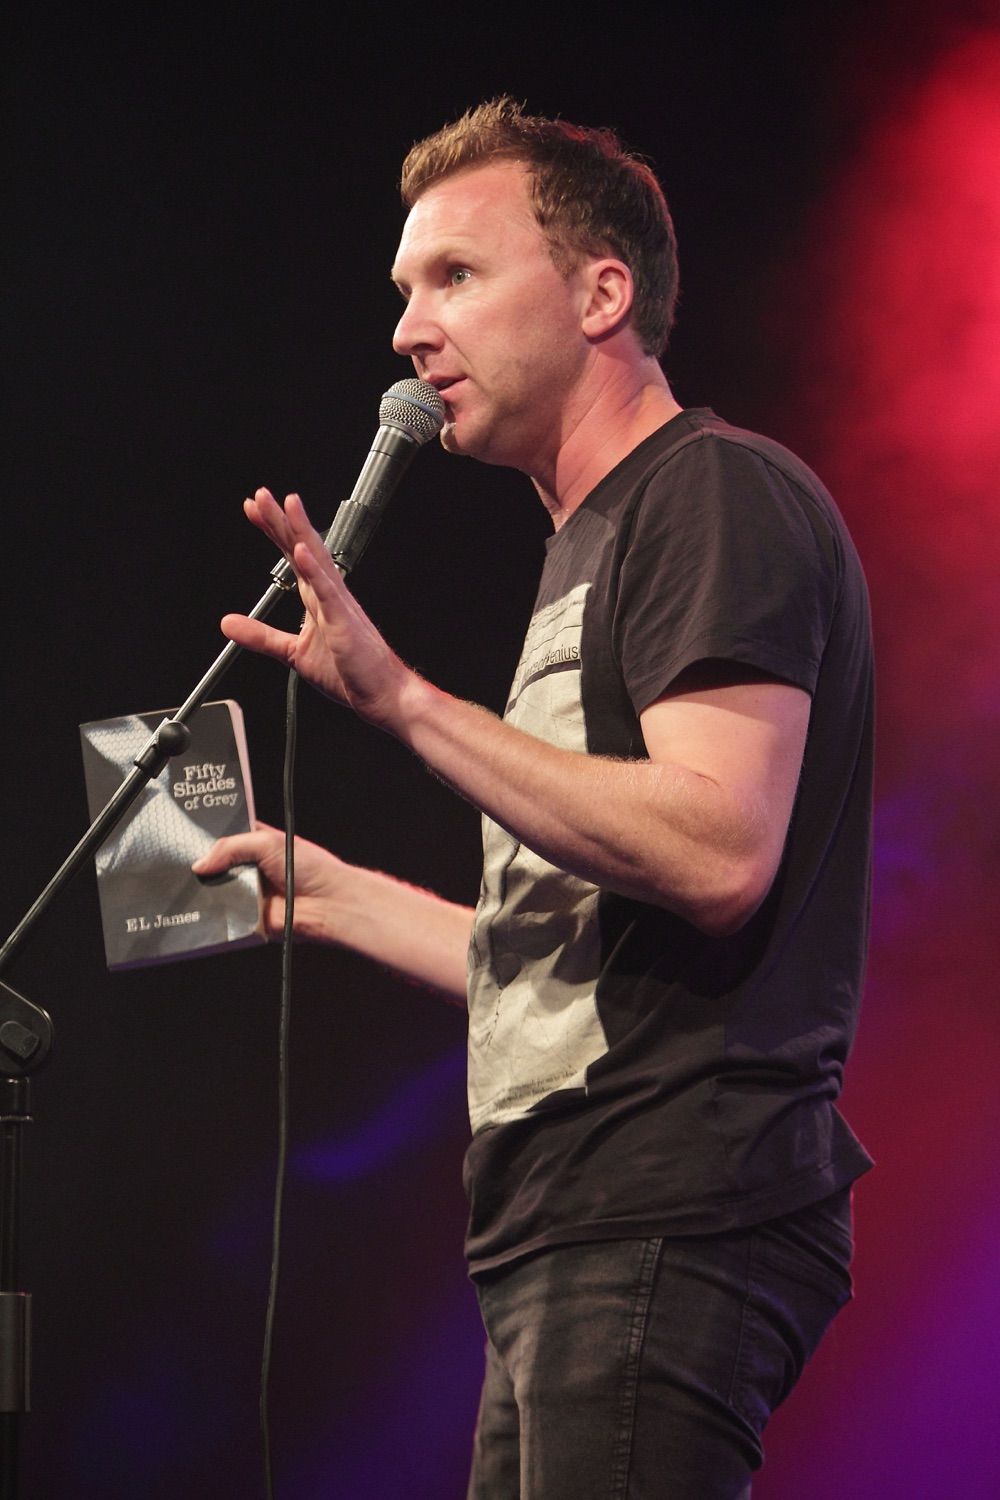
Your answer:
[530,357,683,529]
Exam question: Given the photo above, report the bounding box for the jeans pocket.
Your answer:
[729,1213,851,1434]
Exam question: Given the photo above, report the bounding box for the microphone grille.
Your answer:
[380,379,446,443]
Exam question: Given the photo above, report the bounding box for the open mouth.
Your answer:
[431,375,464,397]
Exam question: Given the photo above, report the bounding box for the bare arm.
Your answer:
[193,823,472,1001]
[397,674,808,936]
[221,490,809,936]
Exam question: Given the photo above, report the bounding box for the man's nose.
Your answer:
[392,294,441,358]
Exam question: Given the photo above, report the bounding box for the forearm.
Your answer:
[309,861,473,1002]
[392,678,768,935]
[194,826,473,1001]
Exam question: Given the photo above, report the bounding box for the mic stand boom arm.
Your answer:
[0,560,299,978]
[1,396,441,970]
[0,519,336,1500]
[0,376,445,1499]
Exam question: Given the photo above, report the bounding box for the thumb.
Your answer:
[192,826,282,876]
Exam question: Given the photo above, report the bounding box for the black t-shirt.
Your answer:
[464,409,874,1274]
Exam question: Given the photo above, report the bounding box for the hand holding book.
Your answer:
[193,823,355,946]
[80,700,265,969]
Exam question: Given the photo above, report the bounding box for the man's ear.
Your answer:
[580,258,634,340]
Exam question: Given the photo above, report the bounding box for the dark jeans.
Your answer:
[467,1189,853,1500]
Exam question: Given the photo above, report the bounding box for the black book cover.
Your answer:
[80,700,265,969]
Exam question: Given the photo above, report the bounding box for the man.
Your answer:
[195,100,873,1498]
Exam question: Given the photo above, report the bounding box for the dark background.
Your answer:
[4,2,999,1495]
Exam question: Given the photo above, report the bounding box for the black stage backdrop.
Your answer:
[5,3,1000,1496]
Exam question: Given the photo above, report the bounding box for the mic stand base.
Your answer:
[0,1006,51,1500]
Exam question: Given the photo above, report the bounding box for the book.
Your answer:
[79,700,266,969]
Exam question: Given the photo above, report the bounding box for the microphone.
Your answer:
[271,378,445,586]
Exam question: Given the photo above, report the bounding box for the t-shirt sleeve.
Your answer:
[614,432,840,715]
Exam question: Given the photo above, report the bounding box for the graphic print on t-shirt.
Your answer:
[467,583,609,1133]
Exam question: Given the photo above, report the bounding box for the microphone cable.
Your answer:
[250,376,443,1496]
[260,665,299,1500]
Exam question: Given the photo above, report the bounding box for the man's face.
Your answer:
[391,161,592,470]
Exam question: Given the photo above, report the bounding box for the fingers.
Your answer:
[220,612,300,664]
[243,487,295,548]
[281,496,348,596]
[245,489,346,601]
[192,824,283,876]
[234,485,361,704]
[245,489,319,557]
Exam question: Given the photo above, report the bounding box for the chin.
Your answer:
[439,418,490,462]
[439,410,519,469]
[439,422,462,455]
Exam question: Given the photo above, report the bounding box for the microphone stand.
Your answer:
[0,554,304,1500]
[1,446,406,974]
[0,382,444,1498]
